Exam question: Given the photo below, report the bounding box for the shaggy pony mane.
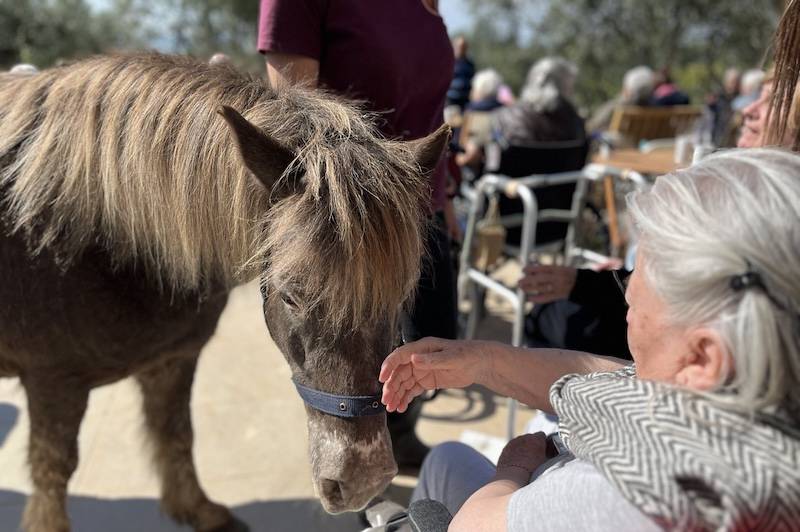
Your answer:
[0,53,429,328]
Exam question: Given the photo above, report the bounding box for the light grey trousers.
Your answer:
[411,441,497,517]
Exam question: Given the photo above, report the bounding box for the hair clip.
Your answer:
[730,264,797,319]
[729,270,765,292]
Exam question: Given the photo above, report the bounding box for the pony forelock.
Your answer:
[0,52,429,329]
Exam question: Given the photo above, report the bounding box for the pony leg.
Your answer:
[22,377,89,532]
[136,355,248,532]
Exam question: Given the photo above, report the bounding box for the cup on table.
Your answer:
[674,134,694,165]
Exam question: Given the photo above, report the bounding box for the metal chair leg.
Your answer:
[464,282,481,340]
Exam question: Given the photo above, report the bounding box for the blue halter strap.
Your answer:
[261,280,387,418]
[292,378,386,418]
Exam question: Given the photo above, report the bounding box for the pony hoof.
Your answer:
[201,515,249,532]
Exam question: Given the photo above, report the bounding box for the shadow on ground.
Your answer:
[0,403,18,447]
[420,386,499,423]
[0,490,365,532]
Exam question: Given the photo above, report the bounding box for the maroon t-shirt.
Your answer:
[258,0,454,211]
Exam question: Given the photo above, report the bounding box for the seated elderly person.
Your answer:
[457,58,584,174]
[464,69,504,114]
[587,65,655,133]
[651,67,690,106]
[732,68,765,112]
[520,262,632,359]
[381,148,800,530]
[486,57,587,246]
[492,57,585,146]
[455,68,505,173]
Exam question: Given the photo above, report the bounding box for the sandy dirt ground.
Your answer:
[0,264,530,532]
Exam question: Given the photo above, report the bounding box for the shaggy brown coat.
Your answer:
[0,53,445,531]
[0,52,430,329]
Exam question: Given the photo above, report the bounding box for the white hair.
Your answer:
[622,66,654,105]
[470,68,503,102]
[208,53,231,66]
[740,69,765,96]
[9,64,38,75]
[627,148,800,413]
[520,57,578,112]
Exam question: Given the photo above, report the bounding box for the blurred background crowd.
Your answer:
[0,0,785,119]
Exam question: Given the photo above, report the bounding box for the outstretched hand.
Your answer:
[379,337,494,413]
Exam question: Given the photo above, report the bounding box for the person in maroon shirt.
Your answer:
[258,0,457,470]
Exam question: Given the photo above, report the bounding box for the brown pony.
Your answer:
[0,53,448,532]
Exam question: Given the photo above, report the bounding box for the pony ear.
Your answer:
[407,123,451,177]
[218,105,296,191]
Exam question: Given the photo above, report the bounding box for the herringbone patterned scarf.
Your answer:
[550,366,800,531]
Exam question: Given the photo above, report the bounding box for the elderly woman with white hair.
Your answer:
[587,65,655,132]
[466,68,503,112]
[381,148,800,531]
[732,69,766,112]
[455,68,505,171]
[492,57,585,146]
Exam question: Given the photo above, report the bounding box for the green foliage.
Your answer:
[0,0,142,68]
[457,0,544,92]
[460,0,784,110]
[0,0,787,105]
[0,0,262,72]
[153,0,262,72]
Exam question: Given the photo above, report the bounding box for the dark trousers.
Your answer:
[408,213,457,340]
[388,213,457,461]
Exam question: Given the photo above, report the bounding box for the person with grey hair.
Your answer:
[467,68,503,111]
[492,56,585,146]
[732,68,766,112]
[621,65,655,105]
[381,148,800,531]
[9,64,38,75]
[454,69,504,171]
[587,65,655,132]
[208,52,232,66]
[455,69,505,172]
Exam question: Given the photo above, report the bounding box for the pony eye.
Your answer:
[280,291,299,309]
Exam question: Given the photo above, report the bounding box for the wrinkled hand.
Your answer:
[496,432,549,477]
[518,264,577,304]
[379,337,493,413]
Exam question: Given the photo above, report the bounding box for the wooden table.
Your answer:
[591,148,688,255]
[591,147,687,176]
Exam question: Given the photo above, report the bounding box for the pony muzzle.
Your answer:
[308,416,397,513]
[316,463,397,514]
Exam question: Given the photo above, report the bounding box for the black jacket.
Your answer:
[525,269,632,360]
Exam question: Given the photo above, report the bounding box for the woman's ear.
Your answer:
[676,328,732,391]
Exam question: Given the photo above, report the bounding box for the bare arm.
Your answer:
[380,338,625,414]
[449,474,520,532]
[485,344,623,413]
[264,52,320,88]
[449,433,548,532]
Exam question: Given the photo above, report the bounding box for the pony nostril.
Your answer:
[320,478,345,507]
